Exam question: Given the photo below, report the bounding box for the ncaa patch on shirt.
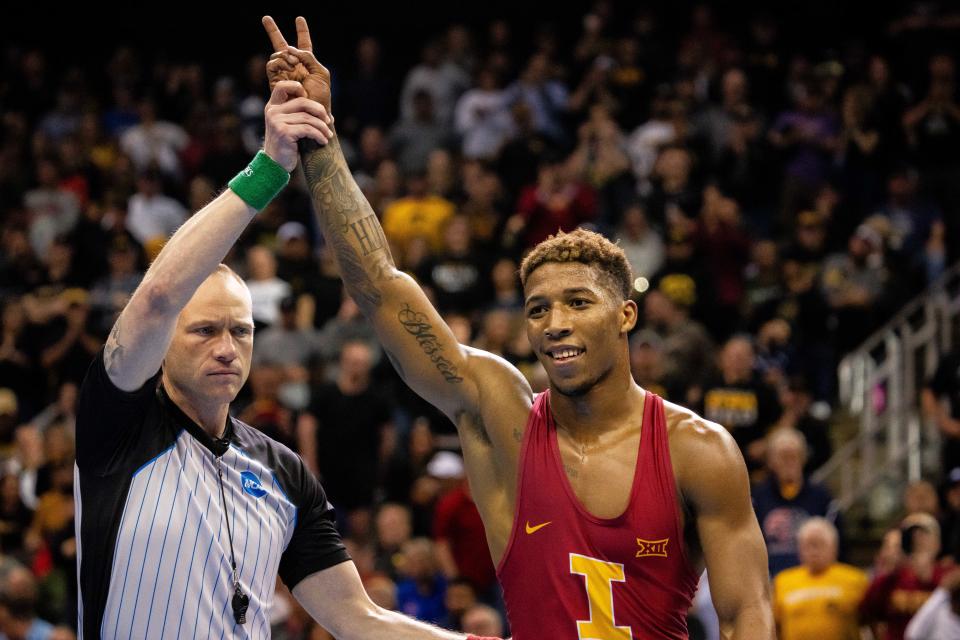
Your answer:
[240,471,267,498]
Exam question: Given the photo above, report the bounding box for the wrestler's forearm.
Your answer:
[721,604,776,640]
[297,137,479,417]
[347,607,479,640]
[295,565,485,639]
[298,137,397,316]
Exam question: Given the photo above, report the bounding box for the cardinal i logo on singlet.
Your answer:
[240,471,267,498]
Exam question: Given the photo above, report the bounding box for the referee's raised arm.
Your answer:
[101,81,333,391]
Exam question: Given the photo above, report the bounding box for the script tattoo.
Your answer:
[298,137,395,316]
[397,304,463,383]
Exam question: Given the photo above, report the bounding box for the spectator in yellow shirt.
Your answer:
[382,171,456,260]
[774,517,869,640]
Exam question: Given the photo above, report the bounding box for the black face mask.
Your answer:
[901,524,925,554]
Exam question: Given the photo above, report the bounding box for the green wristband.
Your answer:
[228,151,290,211]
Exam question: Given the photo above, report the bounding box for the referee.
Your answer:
[74,80,499,640]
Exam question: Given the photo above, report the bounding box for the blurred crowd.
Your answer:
[1,2,960,638]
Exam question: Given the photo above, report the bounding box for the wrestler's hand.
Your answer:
[263,80,333,171]
[263,16,332,113]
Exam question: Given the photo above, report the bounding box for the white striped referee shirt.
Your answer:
[75,351,349,639]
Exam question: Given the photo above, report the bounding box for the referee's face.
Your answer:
[164,271,255,406]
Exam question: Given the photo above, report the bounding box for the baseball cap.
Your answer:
[426,451,465,479]
[657,274,696,308]
[0,389,17,417]
[61,288,89,306]
[276,221,308,244]
[947,467,960,488]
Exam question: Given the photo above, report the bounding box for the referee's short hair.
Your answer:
[214,263,246,288]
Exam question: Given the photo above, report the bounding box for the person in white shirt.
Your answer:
[125,170,188,245]
[245,245,291,327]
[400,42,470,126]
[905,568,960,640]
[24,158,80,261]
[626,88,685,195]
[119,99,190,177]
[616,203,665,280]
[454,68,514,160]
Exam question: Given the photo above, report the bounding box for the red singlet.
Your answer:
[497,391,699,639]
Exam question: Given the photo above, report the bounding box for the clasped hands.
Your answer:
[260,16,334,171]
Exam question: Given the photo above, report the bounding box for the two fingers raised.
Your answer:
[262,16,313,53]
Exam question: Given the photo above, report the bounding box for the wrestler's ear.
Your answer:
[621,299,638,334]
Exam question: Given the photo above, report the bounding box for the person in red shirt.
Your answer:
[504,153,598,251]
[861,513,950,640]
[433,472,497,599]
[265,16,773,639]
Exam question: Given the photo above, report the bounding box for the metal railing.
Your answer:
[812,262,960,511]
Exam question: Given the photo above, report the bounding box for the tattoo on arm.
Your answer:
[563,464,580,478]
[298,137,395,316]
[513,428,523,443]
[397,304,463,383]
[348,215,389,257]
[103,321,124,374]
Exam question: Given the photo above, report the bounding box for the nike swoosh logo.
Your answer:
[525,520,552,534]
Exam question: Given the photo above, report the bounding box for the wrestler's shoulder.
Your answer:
[661,398,740,462]
[465,346,535,410]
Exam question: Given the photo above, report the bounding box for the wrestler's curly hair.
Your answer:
[520,228,633,300]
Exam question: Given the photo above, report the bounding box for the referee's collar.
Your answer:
[157,383,236,457]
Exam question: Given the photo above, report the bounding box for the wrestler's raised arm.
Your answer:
[261,16,533,439]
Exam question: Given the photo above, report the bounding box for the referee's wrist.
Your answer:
[228,151,290,211]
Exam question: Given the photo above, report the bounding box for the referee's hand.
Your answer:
[263,81,333,172]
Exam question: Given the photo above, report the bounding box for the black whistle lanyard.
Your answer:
[216,454,249,625]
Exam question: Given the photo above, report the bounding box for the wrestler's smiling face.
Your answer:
[524,262,636,398]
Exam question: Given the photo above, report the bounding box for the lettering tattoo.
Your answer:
[103,320,124,374]
[298,137,395,316]
[349,215,388,256]
[397,304,463,383]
